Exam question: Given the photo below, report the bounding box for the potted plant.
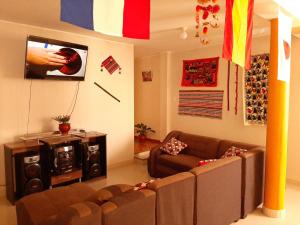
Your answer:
[134,123,155,142]
[53,115,71,135]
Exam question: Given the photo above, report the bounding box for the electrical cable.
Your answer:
[26,79,33,135]
[68,81,80,117]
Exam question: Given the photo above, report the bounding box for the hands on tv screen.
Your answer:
[26,47,67,67]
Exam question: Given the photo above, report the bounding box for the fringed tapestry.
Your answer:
[178,90,224,119]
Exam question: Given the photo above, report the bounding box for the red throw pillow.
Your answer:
[221,146,248,159]
[198,159,217,167]
[160,137,188,156]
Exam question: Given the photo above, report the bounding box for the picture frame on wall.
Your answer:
[142,71,153,82]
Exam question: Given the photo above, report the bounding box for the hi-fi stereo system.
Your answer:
[14,152,46,199]
[4,131,107,204]
[53,145,75,175]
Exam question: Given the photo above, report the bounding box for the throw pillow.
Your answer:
[160,137,188,156]
[221,146,248,159]
[198,159,218,167]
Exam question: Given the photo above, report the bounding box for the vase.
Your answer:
[138,135,146,142]
[59,123,71,135]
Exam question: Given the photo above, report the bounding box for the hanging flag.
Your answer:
[278,10,292,82]
[222,0,254,69]
[60,0,150,40]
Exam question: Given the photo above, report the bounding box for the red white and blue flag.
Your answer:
[61,0,150,39]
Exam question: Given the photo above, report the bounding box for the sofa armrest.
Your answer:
[239,147,265,218]
[53,201,102,225]
[190,157,242,225]
[148,172,195,225]
[147,145,163,177]
[147,130,182,177]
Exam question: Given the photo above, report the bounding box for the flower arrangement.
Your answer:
[53,115,71,124]
[53,115,71,135]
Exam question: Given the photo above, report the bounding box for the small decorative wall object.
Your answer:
[181,57,219,87]
[227,61,231,111]
[178,90,224,119]
[235,64,239,115]
[195,0,220,45]
[94,82,121,102]
[101,56,121,74]
[142,71,153,82]
[244,53,269,125]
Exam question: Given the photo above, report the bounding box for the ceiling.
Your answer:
[0,0,299,58]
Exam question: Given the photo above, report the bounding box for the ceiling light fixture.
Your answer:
[180,27,188,40]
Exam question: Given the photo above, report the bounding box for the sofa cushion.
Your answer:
[160,137,188,155]
[177,133,220,159]
[158,154,201,171]
[101,189,156,225]
[217,140,257,159]
[87,184,133,205]
[16,183,95,225]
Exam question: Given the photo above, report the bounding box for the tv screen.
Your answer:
[25,36,88,81]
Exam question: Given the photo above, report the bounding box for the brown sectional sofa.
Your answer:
[16,131,264,225]
[148,131,265,219]
[16,166,241,225]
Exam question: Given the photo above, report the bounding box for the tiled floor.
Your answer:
[1,159,300,225]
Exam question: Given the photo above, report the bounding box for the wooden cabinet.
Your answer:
[4,131,107,204]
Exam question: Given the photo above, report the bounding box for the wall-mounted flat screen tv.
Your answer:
[25,36,88,81]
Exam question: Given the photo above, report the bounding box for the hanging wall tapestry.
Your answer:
[142,71,152,82]
[244,53,269,125]
[101,56,121,74]
[181,57,219,87]
[178,90,224,119]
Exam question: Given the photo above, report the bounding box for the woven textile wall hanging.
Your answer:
[178,90,224,119]
[244,53,269,125]
[101,56,121,74]
[181,57,219,87]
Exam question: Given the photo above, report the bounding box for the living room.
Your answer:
[1,0,300,225]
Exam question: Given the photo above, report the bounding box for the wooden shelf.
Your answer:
[4,140,43,155]
[51,169,82,186]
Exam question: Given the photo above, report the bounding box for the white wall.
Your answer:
[134,55,161,140]
[287,36,300,183]
[0,20,135,186]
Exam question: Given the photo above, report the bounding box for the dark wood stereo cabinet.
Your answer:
[4,131,107,204]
